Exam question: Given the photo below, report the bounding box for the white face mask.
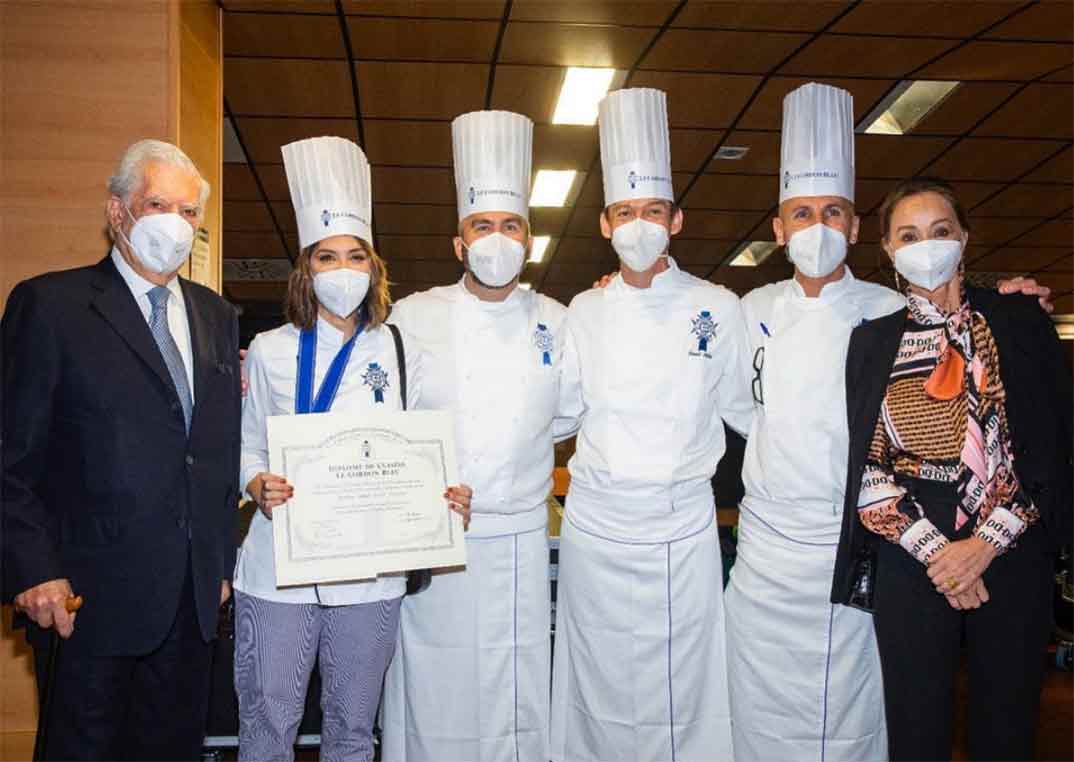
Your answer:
[785,222,848,279]
[120,206,195,275]
[313,267,370,319]
[893,238,963,292]
[611,218,670,273]
[465,232,526,288]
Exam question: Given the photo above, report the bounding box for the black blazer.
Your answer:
[2,256,242,654]
[832,287,1073,604]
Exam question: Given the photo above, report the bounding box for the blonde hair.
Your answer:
[284,238,391,330]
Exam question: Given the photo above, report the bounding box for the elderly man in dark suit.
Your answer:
[2,139,241,761]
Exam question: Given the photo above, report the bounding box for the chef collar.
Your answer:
[789,264,856,303]
[609,256,682,295]
[454,276,526,311]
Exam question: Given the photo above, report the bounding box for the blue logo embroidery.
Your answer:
[691,310,717,355]
[627,170,638,189]
[321,209,331,227]
[533,323,554,366]
[362,362,390,403]
[468,186,476,205]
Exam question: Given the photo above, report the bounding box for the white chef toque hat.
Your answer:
[452,110,533,221]
[598,87,674,207]
[780,82,855,203]
[282,136,373,249]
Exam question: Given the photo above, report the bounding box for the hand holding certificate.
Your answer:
[267,408,467,586]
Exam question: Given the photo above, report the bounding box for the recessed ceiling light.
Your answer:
[858,80,961,135]
[1053,314,1073,341]
[714,146,750,160]
[530,170,577,207]
[730,241,779,267]
[529,235,552,263]
[552,67,618,126]
[518,282,533,290]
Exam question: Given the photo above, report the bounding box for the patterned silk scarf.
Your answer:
[906,291,1030,529]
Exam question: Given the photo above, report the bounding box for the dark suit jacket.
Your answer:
[832,286,1073,604]
[2,255,242,654]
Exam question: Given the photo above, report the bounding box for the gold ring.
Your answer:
[946,578,958,590]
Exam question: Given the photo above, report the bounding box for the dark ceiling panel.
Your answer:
[628,70,761,128]
[226,58,355,117]
[222,163,263,201]
[346,17,499,62]
[532,124,599,169]
[224,12,345,58]
[830,1,1024,38]
[374,203,458,235]
[966,215,1047,244]
[680,173,774,210]
[972,246,1073,271]
[361,120,453,166]
[234,118,359,164]
[911,82,1021,135]
[1024,146,1073,183]
[223,201,276,232]
[342,1,506,19]
[780,35,953,78]
[671,129,725,171]
[356,62,489,119]
[499,21,653,68]
[983,1,1074,42]
[223,1,334,12]
[377,235,456,260]
[509,0,678,26]
[973,84,1074,139]
[856,135,953,178]
[488,65,563,122]
[223,230,296,260]
[371,166,456,205]
[1016,218,1074,246]
[640,29,809,73]
[927,137,1067,181]
[916,41,1074,81]
[972,183,1074,218]
[671,1,849,32]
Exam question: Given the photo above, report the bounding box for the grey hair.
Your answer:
[107,139,211,209]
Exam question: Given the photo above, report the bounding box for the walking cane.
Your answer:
[33,595,83,762]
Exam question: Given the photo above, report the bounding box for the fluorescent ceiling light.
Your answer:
[530,170,577,207]
[529,235,552,263]
[859,80,960,135]
[1054,314,1074,341]
[552,67,617,125]
[730,241,779,267]
[518,282,533,291]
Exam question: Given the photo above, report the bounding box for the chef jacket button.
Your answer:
[185,454,195,466]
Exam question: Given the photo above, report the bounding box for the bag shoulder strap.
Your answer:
[387,322,407,410]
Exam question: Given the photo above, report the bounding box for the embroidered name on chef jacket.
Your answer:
[533,323,554,365]
[689,310,717,359]
[362,362,390,403]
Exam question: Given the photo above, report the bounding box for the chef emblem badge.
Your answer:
[321,209,331,227]
[690,310,716,358]
[533,323,554,365]
[362,362,390,403]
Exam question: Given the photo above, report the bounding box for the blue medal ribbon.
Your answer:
[294,318,364,414]
[536,323,551,365]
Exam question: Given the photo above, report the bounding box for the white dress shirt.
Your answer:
[390,279,579,537]
[235,318,422,605]
[110,247,194,399]
[560,257,754,543]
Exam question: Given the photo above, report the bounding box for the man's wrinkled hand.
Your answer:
[997,276,1053,314]
[14,579,77,638]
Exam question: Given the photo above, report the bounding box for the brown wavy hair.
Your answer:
[284,237,391,331]
[879,177,971,243]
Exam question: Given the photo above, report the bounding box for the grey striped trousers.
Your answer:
[234,591,402,762]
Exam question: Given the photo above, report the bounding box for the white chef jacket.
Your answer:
[739,267,905,538]
[235,318,423,605]
[561,257,753,543]
[390,279,579,537]
[110,247,194,399]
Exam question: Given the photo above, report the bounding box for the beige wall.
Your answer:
[0,2,221,753]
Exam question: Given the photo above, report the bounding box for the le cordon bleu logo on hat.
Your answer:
[627,170,671,190]
[783,169,841,190]
[320,209,367,228]
[467,185,523,205]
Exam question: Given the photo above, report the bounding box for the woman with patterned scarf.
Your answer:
[831,177,1072,762]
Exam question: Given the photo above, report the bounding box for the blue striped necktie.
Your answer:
[148,286,193,433]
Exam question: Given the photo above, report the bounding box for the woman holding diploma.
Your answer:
[234,136,471,762]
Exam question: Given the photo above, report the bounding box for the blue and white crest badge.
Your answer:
[690,310,717,357]
[321,209,331,227]
[533,323,554,365]
[362,362,390,403]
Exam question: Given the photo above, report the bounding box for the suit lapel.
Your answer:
[180,279,215,432]
[89,257,177,397]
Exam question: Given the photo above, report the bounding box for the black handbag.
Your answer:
[387,323,432,596]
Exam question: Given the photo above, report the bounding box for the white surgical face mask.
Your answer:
[893,238,963,292]
[611,218,670,273]
[785,222,848,279]
[120,206,195,274]
[313,267,370,319]
[465,232,526,288]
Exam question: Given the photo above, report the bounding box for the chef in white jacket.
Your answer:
[549,87,753,762]
[722,82,898,762]
[380,110,579,762]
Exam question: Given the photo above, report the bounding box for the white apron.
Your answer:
[381,526,550,762]
[725,286,887,762]
[550,515,730,762]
